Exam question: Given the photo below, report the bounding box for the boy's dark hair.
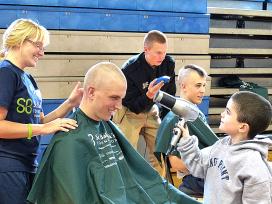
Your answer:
[231,91,272,139]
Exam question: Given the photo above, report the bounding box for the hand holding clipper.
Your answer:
[166,118,186,155]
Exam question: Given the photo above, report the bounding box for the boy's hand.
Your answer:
[176,119,190,138]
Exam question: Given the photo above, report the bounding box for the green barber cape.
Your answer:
[27,109,200,204]
[155,111,219,163]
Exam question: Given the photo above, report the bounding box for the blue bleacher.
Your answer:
[0,0,207,13]
[267,0,272,10]
[0,5,209,33]
[208,0,265,10]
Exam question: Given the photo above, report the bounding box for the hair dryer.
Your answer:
[154,91,200,155]
[153,91,199,121]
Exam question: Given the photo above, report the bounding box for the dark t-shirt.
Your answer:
[0,60,42,172]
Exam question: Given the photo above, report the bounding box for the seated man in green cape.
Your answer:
[155,64,218,196]
[27,62,200,204]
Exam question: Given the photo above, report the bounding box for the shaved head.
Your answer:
[80,62,127,121]
[84,62,127,91]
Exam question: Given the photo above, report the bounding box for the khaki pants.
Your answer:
[113,105,162,174]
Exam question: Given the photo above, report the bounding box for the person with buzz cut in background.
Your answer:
[113,30,176,174]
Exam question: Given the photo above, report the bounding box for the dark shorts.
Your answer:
[0,171,34,204]
[179,174,204,196]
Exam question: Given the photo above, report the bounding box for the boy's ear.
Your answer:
[180,82,186,91]
[239,123,250,135]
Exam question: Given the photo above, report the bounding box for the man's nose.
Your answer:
[115,100,123,110]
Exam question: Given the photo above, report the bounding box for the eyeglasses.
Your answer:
[26,39,46,52]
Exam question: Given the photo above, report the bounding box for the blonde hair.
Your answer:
[0,18,49,59]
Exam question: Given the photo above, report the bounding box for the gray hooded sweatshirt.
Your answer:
[177,135,272,204]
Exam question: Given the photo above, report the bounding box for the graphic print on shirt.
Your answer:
[208,157,229,180]
[88,132,124,168]
[142,82,149,90]
[17,74,42,120]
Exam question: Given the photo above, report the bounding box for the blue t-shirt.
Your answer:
[0,60,42,173]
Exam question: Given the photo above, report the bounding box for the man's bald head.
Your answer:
[83,62,127,91]
[80,62,127,121]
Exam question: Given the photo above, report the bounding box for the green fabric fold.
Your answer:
[155,111,219,163]
[28,109,200,204]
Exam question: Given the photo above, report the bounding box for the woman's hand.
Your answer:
[41,118,78,135]
[67,82,83,108]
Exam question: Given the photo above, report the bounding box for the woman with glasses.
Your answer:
[0,18,83,204]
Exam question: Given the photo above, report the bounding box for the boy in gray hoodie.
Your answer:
[177,91,272,204]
